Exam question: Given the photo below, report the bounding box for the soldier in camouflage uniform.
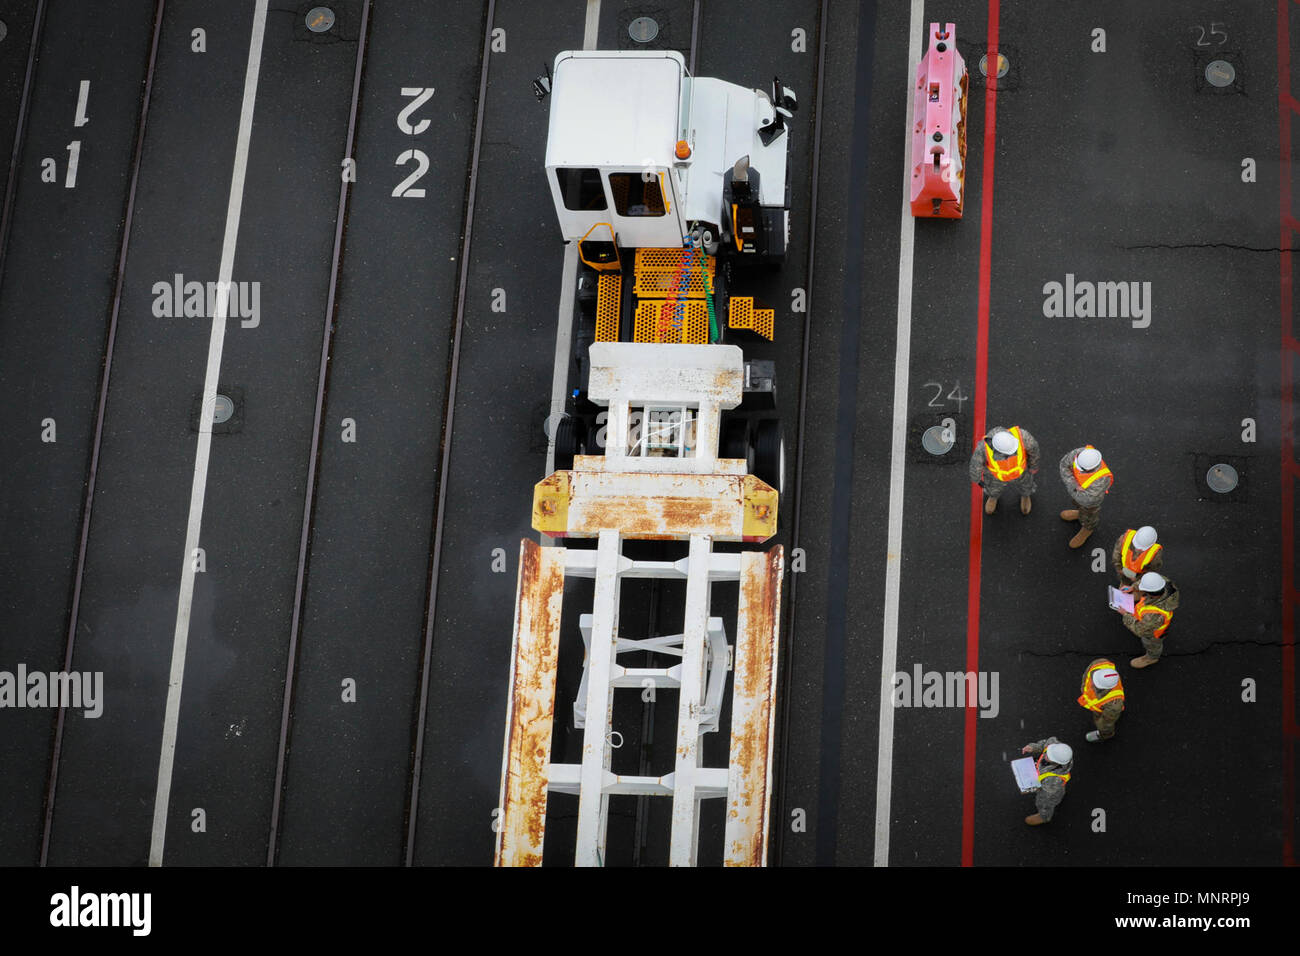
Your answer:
[970,425,1040,515]
[1020,737,1073,825]
[1077,658,1124,742]
[1112,525,1164,585]
[1123,572,1180,669]
[1059,445,1114,549]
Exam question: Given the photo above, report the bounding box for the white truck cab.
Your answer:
[544,50,793,259]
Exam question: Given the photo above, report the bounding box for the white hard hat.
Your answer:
[1139,572,1166,593]
[1132,526,1157,551]
[1076,448,1102,471]
[1046,743,1073,765]
[1092,669,1120,691]
[991,430,1019,456]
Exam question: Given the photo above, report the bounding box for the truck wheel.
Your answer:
[555,416,585,471]
[720,418,749,463]
[753,419,784,495]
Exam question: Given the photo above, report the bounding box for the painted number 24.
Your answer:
[923,381,968,412]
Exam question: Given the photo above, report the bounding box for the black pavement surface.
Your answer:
[42,0,255,866]
[0,0,156,865]
[0,0,1295,872]
[409,0,588,867]
[275,0,484,866]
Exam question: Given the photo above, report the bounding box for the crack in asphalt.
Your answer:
[1119,242,1294,253]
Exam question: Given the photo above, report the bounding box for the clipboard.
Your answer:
[1108,586,1135,614]
[1011,757,1040,793]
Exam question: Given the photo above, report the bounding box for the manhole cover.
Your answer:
[921,425,955,455]
[628,16,660,43]
[979,52,1009,78]
[1206,462,1238,492]
[1205,59,1235,87]
[305,6,336,33]
[213,394,235,425]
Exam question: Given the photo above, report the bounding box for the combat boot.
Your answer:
[984,496,997,515]
[1060,509,1079,521]
[1085,731,1102,742]
[1025,814,1047,826]
[1069,527,1093,549]
[1130,654,1159,669]
[1020,496,1032,515]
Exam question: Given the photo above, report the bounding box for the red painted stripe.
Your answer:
[1279,0,1296,868]
[961,0,999,868]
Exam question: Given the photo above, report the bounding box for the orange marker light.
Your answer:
[675,139,692,160]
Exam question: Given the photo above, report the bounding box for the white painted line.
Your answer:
[541,0,599,521]
[874,0,924,869]
[149,0,268,867]
[543,242,579,485]
[584,0,601,50]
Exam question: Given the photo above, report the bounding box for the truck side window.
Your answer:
[609,172,666,217]
[556,167,607,210]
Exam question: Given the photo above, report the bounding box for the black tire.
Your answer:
[753,419,783,495]
[555,416,585,471]
[720,417,749,462]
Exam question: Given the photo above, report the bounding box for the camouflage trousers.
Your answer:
[1092,710,1120,740]
[986,473,1036,499]
[1140,634,1164,659]
[1035,783,1066,821]
[1077,504,1101,530]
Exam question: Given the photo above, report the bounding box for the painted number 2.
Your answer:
[923,381,968,412]
[393,149,429,198]
[393,87,434,199]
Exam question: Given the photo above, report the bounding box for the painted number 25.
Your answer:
[1193,23,1227,47]
[923,381,968,412]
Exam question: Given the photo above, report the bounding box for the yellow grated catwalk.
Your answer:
[634,301,711,344]
[596,274,621,341]
[728,296,775,340]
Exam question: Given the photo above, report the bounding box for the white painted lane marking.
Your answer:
[874,0,924,869]
[544,242,580,488]
[584,0,601,50]
[542,3,599,490]
[149,0,269,867]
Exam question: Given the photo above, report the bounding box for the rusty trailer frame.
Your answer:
[494,343,783,866]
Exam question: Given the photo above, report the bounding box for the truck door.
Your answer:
[606,169,685,248]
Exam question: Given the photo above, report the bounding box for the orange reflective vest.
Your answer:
[1120,529,1161,575]
[1077,660,1125,712]
[1036,751,1071,785]
[1072,446,1113,491]
[1134,598,1173,638]
[984,427,1027,481]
